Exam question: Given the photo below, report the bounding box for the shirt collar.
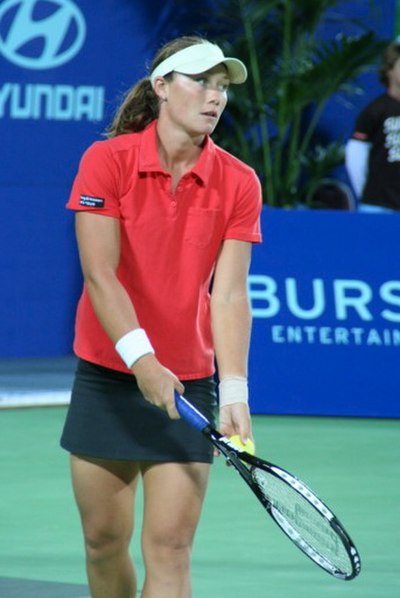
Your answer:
[138,119,215,186]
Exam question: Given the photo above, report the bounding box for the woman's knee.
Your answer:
[84,523,132,564]
[142,525,193,571]
[141,461,209,571]
[84,531,129,563]
[70,455,138,564]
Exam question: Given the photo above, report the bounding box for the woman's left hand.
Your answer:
[218,402,252,446]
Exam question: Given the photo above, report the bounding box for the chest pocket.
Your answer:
[183,208,221,248]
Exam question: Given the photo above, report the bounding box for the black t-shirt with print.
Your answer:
[352,93,400,210]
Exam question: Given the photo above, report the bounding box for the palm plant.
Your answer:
[162,0,387,207]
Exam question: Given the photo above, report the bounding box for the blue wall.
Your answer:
[0,1,397,416]
[1,0,163,356]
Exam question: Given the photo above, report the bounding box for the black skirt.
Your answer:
[60,359,217,463]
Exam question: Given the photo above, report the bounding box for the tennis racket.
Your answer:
[175,392,361,581]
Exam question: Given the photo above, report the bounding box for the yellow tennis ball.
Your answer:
[229,434,255,455]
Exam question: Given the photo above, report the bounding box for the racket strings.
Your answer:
[252,467,353,576]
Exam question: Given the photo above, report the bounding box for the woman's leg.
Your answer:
[140,461,210,598]
[70,454,140,598]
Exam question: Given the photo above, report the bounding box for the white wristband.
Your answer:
[219,376,248,407]
[115,328,154,369]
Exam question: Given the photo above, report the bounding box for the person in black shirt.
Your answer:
[345,41,400,213]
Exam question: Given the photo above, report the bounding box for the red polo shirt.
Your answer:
[67,120,262,379]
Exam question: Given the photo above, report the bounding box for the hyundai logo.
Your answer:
[0,0,86,70]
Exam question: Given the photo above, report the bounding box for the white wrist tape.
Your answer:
[115,328,154,369]
[219,376,248,407]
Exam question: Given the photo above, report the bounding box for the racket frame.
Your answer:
[175,393,361,581]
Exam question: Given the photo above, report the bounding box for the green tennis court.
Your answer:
[0,406,399,597]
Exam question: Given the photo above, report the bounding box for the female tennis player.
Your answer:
[61,35,262,597]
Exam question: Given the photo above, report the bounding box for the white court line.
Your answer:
[0,390,71,408]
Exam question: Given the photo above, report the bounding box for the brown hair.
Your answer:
[106,35,207,137]
[379,42,400,87]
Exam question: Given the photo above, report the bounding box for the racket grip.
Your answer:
[174,392,210,432]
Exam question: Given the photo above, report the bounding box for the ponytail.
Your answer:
[106,78,159,138]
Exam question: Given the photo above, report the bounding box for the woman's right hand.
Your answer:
[132,354,184,419]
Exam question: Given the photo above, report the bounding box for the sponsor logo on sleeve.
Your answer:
[79,195,104,208]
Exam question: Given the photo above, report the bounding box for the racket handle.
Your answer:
[174,392,210,432]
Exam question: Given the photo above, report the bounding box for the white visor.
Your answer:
[150,42,247,87]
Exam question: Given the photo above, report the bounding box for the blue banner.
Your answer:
[248,208,400,418]
[0,0,162,356]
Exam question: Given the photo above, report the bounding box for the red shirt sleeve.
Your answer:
[66,141,121,218]
[224,169,263,243]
